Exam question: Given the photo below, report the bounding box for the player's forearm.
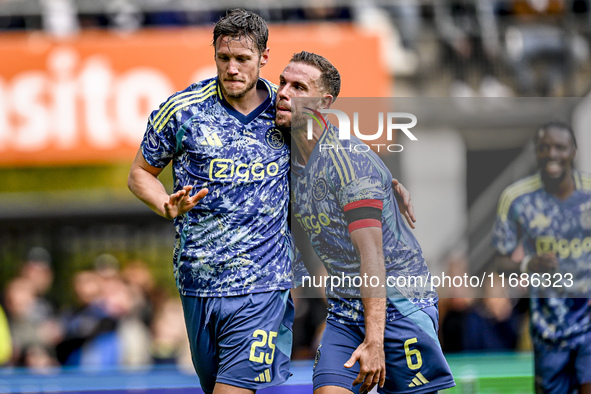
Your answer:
[355,229,387,343]
[128,167,170,218]
[362,296,386,345]
[360,250,386,344]
[358,235,387,300]
[350,227,387,342]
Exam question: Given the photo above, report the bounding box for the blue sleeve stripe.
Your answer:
[498,175,542,221]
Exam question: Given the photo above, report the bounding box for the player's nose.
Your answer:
[227,60,239,74]
[277,86,290,101]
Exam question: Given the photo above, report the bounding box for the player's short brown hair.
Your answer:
[290,51,341,99]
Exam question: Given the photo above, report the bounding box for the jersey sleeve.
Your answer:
[140,98,180,168]
[491,187,520,255]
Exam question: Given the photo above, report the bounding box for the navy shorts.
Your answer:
[313,305,455,394]
[181,290,294,394]
[534,331,591,394]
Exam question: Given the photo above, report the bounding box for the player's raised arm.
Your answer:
[128,149,208,220]
[345,226,387,393]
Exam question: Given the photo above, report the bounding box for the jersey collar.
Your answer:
[217,78,272,125]
[296,122,335,175]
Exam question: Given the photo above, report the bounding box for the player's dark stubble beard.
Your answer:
[220,75,259,100]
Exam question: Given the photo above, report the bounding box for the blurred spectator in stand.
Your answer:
[283,0,351,22]
[291,295,327,360]
[301,0,351,20]
[4,278,37,364]
[57,270,114,366]
[352,0,421,78]
[3,277,60,367]
[433,0,513,97]
[291,273,328,360]
[462,275,524,352]
[18,344,59,372]
[106,0,142,32]
[121,260,157,325]
[438,252,476,352]
[58,268,152,367]
[14,248,62,368]
[439,254,527,352]
[20,248,55,318]
[40,0,79,37]
[503,0,589,96]
[93,253,120,279]
[149,297,191,366]
[101,274,151,366]
[440,297,474,352]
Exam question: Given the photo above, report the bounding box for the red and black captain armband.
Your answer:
[343,199,383,233]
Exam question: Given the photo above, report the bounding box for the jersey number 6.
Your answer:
[404,337,422,370]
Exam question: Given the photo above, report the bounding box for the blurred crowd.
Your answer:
[437,252,532,354]
[0,247,535,373]
[2,0,591,96]
[0,248,193,372]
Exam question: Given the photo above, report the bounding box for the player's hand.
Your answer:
[529,254,558,273]
[392,179,416,229]
[163,185,208,219]
[344,340,386,393]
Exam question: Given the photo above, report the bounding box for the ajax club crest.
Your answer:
[265,128,285,150]
[313,178,329,201]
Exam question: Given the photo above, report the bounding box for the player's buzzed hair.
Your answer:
[534,121,578,149]
[291,51,341,99]
[213,9,269,56]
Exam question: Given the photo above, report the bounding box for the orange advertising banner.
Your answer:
[0,24,390,167]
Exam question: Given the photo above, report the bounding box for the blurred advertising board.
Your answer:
[0,25,388,166]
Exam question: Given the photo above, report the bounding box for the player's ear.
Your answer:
[260,48,270,68]
[321,95,334,109]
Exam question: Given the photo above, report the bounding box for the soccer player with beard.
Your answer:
[276,51,455,394]
[493,122,591,394]
[128,10,295,394]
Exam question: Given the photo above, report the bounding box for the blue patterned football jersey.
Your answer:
[140,77,294,297]
[292,124,437,324]
[492,171,591,348]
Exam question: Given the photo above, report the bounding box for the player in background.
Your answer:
[492,122,591,394]
[276,51,455,394]
[128,9,295,394]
